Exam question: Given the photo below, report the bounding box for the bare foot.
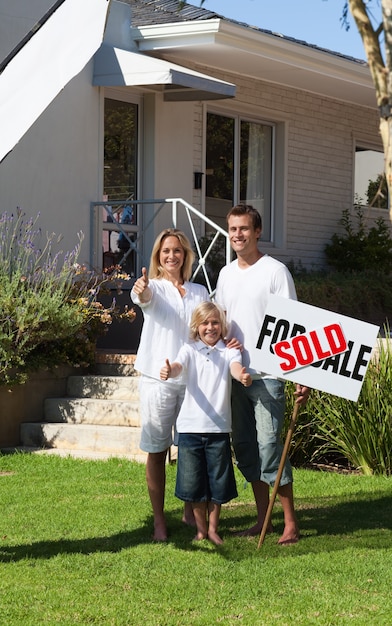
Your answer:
[208,530,223,545]
[278,525,299,545]
[182,513,196,527]
[182,503,196,527]
[152,521,168,542]
[193,531,208,541]
[234,522,274,537]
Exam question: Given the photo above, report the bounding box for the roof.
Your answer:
[125,0,366,65]
[124,0,375,109]
[127,0,217,25]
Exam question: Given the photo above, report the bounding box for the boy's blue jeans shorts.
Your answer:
[175,433,238,504]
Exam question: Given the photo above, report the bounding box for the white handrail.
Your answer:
[91,197,231,297]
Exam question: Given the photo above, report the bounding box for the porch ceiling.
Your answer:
[93,43,236,101]
[131,19,377,110]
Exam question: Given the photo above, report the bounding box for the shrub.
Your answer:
[283,382,321,467]
[324,205,392,273]
[0,210,135,387]
[294,270,392,328]
[284,335,392,476]
[287,212,392,473]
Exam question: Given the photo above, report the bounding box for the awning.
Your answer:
[93,45,236,101]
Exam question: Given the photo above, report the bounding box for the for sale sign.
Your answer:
[252,296,380,401]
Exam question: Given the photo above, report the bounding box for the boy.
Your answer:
[160,301,251,545]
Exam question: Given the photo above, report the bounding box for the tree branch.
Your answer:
[349,0,388,107]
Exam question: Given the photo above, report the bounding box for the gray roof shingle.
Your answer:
[126,0,221,25]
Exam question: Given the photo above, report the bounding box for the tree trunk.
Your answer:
[349,0,392,220]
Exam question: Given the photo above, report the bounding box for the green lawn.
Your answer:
[0,453,391,625]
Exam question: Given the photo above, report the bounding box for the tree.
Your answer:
[345,1,392,219]
[367,172,388,207]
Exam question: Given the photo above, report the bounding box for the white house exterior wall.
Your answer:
[154,96,197,234]
[0,60,382,272]
[0,61,102,265]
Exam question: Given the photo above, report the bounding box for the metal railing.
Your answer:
[91,198,231,297]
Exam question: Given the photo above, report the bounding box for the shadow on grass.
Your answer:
[0,510,219,562]
[225,492,392,536]
[215,492,392,558]
[0,529,147,563]
[1,494,391,562]
[296,494,392,536]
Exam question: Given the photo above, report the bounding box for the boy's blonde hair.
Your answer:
[148,228,195,281]
[189,301,227,341]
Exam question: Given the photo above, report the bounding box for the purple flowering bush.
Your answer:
[0,210,135,387]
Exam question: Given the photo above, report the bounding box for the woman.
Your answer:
[131,228,209,541]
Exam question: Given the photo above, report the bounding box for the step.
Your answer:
[44,397,140,427]
[94,362,137,377]
[17,352,147,461]
[20,423,144,456]
[94,351,138,377]
[66,375,139,400]
[2,446,149,463]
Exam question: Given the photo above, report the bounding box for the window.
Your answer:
[206,112,274,240]
[102,98,139,275]
[104,98,138,201]
[355,146,387,209]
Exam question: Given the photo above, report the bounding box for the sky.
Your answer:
[202,0,382,61]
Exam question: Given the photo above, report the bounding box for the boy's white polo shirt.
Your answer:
[175,339,242,434]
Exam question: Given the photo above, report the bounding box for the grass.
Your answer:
[0,453,391,625]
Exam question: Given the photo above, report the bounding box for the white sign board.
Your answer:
[253,296,380,401]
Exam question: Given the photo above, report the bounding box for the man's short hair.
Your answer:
[227,204,262,231]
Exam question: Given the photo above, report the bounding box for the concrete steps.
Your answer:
[18,352,155,462]
[20,422,143,456]
[44,376,140,426]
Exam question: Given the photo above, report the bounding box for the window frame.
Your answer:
[203,104,285,247]
[101,88,143,202]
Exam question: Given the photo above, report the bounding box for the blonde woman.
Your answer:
[131,229,209,541]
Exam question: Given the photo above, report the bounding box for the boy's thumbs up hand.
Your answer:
[240,367,252,387]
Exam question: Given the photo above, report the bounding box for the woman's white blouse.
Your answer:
[131,279,209,384]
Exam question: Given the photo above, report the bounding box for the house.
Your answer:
[0,0,387,450]
[0,1,385,312]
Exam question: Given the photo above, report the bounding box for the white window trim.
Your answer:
[202,102,288,249]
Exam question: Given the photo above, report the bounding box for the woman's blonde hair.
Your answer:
[148,228,195,281]
[189,301,227,341]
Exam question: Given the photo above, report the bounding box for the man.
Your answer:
[215,204,309,544]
